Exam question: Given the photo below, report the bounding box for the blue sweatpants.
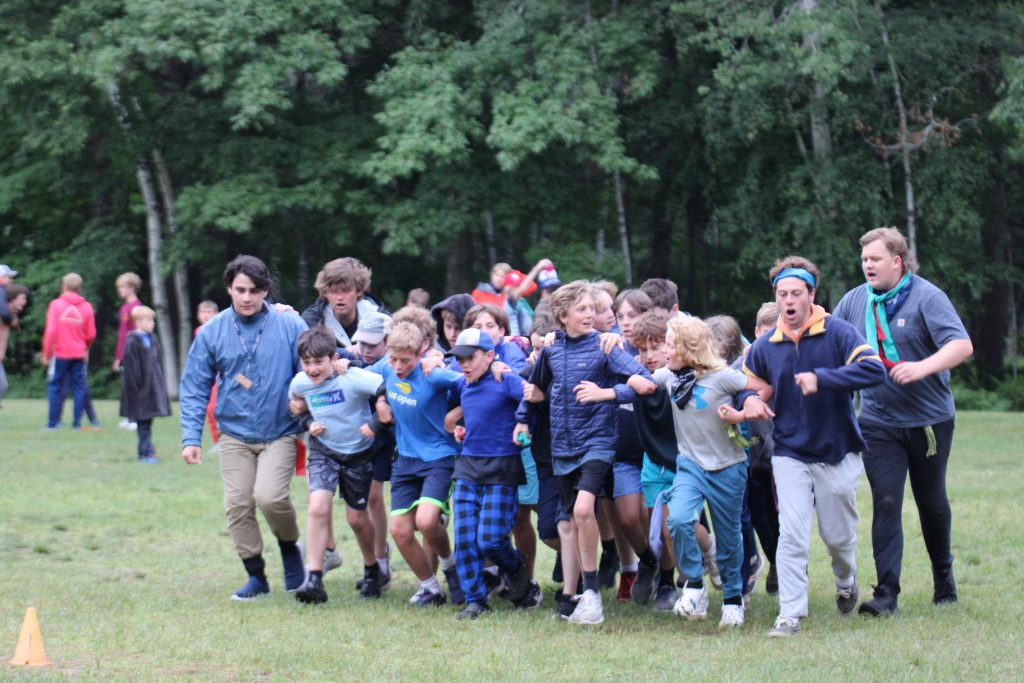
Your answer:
[666,457,748,600]
[453,479,523,605]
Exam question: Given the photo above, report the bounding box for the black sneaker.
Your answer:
[482,569,507,599]
[360,567,382,599]
[408,587,447,607]
[858,586,898,616]
[295,574,328,604]
[443,566,466,605]
[555,594,577,620]
[933,564,957,605]
[512,579,543,609]
[598,546,619,589]
[505,561,531,604]
[765,563,779,596]
[457,601,491,620]
[836,580,859,615]
[630,561,657,605]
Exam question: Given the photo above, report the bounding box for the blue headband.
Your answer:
[772,267,816,288]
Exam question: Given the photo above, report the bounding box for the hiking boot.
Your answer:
[765,563,779,596]
[359,566,382,599]
[653,584,680,612]
[836,580,859,615]
[630,563,657,605]
[295,574,328,604]
[443,566,466,605]
[719,604,745,629]
[323,547,343,574]
[505,561,531,604]
[767,615,800,637]
[567,590,604,625]
[933,564,958,605]
[598,546,619,589]
[703,536,723,590]
[408,587,446,607]
[230,576,270,602]
[673,581,709,621]
[616,570,637,603]
[858,586,899,616]
[281,541,306,592]
[457,601,491,620]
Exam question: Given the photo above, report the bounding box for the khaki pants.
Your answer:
[219,433,299,558]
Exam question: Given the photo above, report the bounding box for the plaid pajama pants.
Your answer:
[453,479,522,605]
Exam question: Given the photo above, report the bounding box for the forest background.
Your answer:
[3,0,1024,406]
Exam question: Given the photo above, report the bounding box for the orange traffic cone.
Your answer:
[9,607,48,667]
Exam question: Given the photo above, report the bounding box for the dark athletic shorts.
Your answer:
[557,459,613,516]
[390,454,455,516]
[307,441,374,510]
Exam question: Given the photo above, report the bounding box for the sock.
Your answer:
[309,570,323,581]
[637,547,658,568]
[420,575,442,594]
[659,568,675,587]
[582,570,600,593]
[377,555,390,575]
[837,575,856,590]
[242,555,267,583]
[724,595,742,606]
[278,539,299,556]
[601,539,616,555]
[685,577,704,590]
[364,563,380,577]
[620,561,638,574]
[439,553,456,571]
[325,545,336,553]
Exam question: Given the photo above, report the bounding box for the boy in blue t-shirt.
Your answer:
[373,321,465,607]
[448,328,532,619]
[288,328,385,604]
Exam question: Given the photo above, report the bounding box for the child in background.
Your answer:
[119,306,170,463]
[114,272,144,430]
[195,300,221,447]
[656,316,768,628]
[449,328,531,619]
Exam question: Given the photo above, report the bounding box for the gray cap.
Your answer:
[352,312,392,345]
[0,265,17,278]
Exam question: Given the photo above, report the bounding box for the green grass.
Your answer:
[1,400,1022,681]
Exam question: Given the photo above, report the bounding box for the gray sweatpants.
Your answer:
[773,452,862,619]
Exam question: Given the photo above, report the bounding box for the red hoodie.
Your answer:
[42,291,96,361]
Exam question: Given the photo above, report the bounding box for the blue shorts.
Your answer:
[390,455,455,516]
[518,448,539,505]
[371,432,396,482]
[613,461,643,498]
[641,453,676,508]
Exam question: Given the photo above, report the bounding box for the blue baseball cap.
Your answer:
[449,327,495,358]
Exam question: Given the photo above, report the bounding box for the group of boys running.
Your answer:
[179,225,971,636]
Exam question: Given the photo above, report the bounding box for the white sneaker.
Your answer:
[673,582,709,621]
[323,547,343,573]
[567,589,604,625]
[118,419,138,431]
[703,536,723,590]
[768,615,801,637]
[719,604,745,629]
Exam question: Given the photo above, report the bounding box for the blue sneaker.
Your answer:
[281,541,306,592]
[137,455,160,464]
[443,566,465,605]
[231,576,270,601]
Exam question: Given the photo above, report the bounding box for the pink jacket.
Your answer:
[42,292,96,361]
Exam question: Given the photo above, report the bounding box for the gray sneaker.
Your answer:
[767,615,800,637]
[653,584,680,612]
[323,547,343,573]
[630,562,658,605]
[836,580,858,615]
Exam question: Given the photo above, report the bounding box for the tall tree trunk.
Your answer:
[137,162,180,398]
[297,224,310,300]
[152,148,191,374]
[878,5,917,259]
[613,169,633,286]
[484,209,497,266]
[446,228,474,296]
[107,81,179,397]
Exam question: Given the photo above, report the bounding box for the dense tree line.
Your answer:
[2,1,1023,401]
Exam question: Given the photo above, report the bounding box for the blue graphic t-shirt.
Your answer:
[375,363,462,462]
[289,368,383,455]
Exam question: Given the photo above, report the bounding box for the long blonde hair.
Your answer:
[667,317,726,377]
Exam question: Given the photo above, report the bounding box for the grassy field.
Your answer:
[1,399,1022,681]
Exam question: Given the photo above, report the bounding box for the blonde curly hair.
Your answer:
[666,316,726,377]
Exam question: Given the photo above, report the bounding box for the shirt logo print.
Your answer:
[692,385,708,410]
[395,381,412,394]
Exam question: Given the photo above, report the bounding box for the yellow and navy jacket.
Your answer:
[743,311,885,465]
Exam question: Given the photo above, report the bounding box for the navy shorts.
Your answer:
[307,443,374,511]
[535,462,566,541]
[390,454,455,516]
[372,439,395,482]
